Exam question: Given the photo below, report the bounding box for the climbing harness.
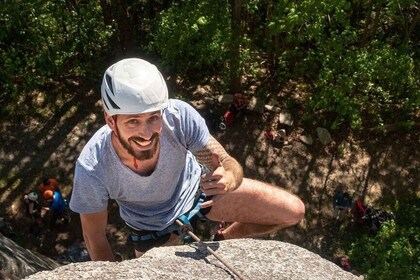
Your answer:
[128,192,207,242]
[128,164,213,243]
[126,163,247,279]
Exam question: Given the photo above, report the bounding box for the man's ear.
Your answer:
[104,112,116,128]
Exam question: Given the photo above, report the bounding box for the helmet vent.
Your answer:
[102,97,110,111]
[105,91,121,110]
[106,74,114,95]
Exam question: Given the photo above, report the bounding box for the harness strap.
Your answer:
[177,192,206,241]
[129,223,181,242]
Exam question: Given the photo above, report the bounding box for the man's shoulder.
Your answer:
[166,99,204,121]
[167,99,195,113]
[77,125,111,169]
[164,99,194,122]
[168,98,189,106]
[82,125,110,150]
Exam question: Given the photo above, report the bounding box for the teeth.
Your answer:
[134,139,151,147]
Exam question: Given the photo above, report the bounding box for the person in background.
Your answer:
[333,191,353,220]
[38,178,59,193]
[339,256,351,271]
[70,58,305,261]
[43,189,68,227]
[23,192,43,234]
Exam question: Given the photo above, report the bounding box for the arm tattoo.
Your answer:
[194,136,227,169]
[193,135,243,190]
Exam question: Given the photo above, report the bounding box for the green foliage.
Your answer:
[268,0,419,130]
[1,0,418,132]
[148,1,231,76]
[311,45,417,129]
[348,199,420,279]
[0,1,113,116]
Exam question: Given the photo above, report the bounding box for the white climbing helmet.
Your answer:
[101,58,169,116]
[27,192,38,202]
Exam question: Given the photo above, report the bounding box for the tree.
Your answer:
[349,199,420,280]
[229,0,242,93]
[0,1,113,117]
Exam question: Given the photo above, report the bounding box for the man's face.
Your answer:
[108,111,163,161]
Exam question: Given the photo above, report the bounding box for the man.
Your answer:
[23,192,44,235]
[332,191,353,220]
[43,190,69,227]
[39,178,59,193]
[70,58,305,261]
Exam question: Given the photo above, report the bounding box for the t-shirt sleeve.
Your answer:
[69,161,109,214]
[170,100,210,152]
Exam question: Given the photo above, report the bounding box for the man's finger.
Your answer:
[200,194,222,208]
[200,200,213,208]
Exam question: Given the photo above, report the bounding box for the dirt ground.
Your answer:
[0,82,418,268]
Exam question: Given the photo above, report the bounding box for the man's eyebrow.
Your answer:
[125,111,161,119]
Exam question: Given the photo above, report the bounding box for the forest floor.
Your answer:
[0,78,418,274]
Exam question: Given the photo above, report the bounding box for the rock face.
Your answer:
[24,239,360,280]
[0,234,60,279]
[316,127,332,145]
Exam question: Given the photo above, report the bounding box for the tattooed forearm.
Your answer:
[193,135,243,190]
[194,136,228,169]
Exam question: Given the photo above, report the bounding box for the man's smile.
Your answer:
[132,138,152,147]
[117,130,161,161]
[131,137,154,150]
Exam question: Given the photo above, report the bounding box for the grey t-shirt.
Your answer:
[69,99,210,231]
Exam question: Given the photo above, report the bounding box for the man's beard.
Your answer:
[119,133,160,161]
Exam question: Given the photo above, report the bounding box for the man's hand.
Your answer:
[193,135,244,210]
[201,154,235,194]
[200,154,238,209]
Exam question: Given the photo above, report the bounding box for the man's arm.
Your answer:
[80,209,115,261]
[193,135,243,194]
[28,203,37,215]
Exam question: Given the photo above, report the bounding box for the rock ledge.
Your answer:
[24,239,360,280]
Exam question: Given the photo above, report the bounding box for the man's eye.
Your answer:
[148,115,160,123]
[128,119,139,125]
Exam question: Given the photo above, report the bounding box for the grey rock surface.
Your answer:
[24,239,360,280]
[247,97,265,113]
[278,112,294,126]
[316,127,332,145]
[0,233,60,279]
[299,135,314,145]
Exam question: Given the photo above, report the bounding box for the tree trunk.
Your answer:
[99,0,135,55]
[229,0,242,94]
[115,0,135,55]
[405,9,419,43]
[266,0,274,71]
[99,0,113,26]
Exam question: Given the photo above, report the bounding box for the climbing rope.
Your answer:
[175,219,248,280]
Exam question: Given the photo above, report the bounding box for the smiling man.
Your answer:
[69,58,305,261]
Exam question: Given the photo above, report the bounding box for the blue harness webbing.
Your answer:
[128,192,207,242]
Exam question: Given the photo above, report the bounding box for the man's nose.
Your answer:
[137,123,155,140]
